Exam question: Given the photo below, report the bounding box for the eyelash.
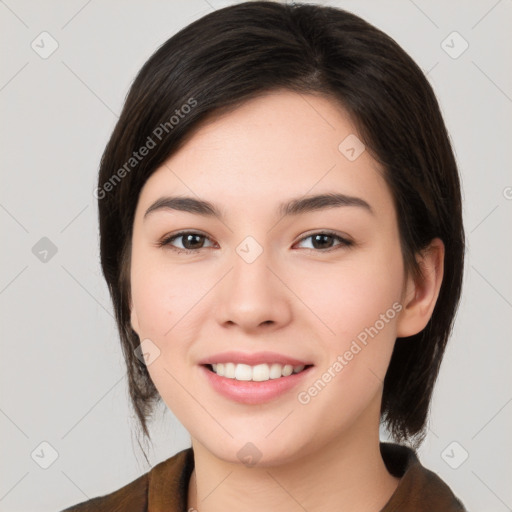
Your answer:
[156,230,354,254]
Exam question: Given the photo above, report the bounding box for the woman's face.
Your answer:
[130,90,411,465]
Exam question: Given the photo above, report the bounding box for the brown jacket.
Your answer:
[61,442,467,511]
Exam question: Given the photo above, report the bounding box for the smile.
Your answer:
[201,363,314,405]
[207,362,310,382]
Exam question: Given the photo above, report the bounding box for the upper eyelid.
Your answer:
[294,231,352,248]
[162,231,216,248]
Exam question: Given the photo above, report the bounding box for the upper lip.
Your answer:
[198,351,313,367]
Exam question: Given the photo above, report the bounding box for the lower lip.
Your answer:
[200,365,314,405]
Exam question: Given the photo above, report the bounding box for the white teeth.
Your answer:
[282,364,293,377]
[209,362,307,381]
[269,363,282,379]
[252,364,270,382]
[235,364,252,381]
[225,362,236,379]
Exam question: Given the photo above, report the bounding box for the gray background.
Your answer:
[1,0,511,510]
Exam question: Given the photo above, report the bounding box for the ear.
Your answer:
[396,238,445,338]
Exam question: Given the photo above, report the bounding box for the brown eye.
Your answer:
[295,232,353,251]
[311,234,336,250]
[159,231,215,253]
[179,233,206,250]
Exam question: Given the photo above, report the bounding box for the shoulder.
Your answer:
[62,473,149,512]
[60,448,193,512]
[60,471,148,512]
[380,442,467,511]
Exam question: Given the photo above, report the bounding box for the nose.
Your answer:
[215,245,293,333]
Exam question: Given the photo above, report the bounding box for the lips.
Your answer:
[200,363,314,404]
[198,350,315,403]
[198,350,312,367]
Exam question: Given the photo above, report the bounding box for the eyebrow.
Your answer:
[143,192,374,221]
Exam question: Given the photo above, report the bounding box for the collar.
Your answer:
[379,442,466,511]
[147,442,466,511]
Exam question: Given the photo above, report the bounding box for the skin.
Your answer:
[129,90,444,512]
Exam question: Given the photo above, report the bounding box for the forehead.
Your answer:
[137,90,392,219]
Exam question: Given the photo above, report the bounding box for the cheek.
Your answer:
[130,269,174,338]
[294,257,404,427]
[130,250,210,338]
[130,259,202,414]
[298,253,404,346]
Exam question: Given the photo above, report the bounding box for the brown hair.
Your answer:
[96,1,464,453]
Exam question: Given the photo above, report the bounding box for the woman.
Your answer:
[63,1,466,510]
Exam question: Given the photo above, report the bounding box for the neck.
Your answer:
[187,411,399,512]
